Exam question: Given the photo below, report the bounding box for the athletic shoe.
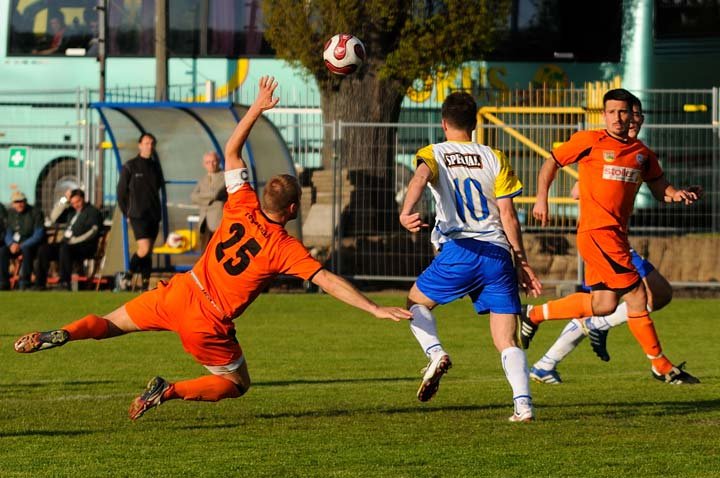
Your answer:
[128,376,170,421]
[529,366,562,384]
[587,324,610,362]
[508,397,534,423]
[417,354,452,402]
[114,272,132,292]
[651,362,700,385]
[518,304,538,350]
[14,330,69,353]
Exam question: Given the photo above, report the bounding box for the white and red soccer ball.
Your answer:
[165,232,186,249]
[323,33,366,76]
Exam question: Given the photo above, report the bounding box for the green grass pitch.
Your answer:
[0,291,718,477]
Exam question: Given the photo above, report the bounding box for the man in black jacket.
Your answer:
[36,189,104,290]
[0,202,6,277]
[116,132,164,291]
[0,202,6,238]
[0,191,45,290]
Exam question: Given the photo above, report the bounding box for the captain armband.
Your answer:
[225,168,250,193]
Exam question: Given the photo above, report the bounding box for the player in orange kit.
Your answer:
[520,88,702,384]
[529,96,677,384]
[14,76,412,420]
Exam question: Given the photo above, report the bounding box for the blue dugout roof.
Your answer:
[91,101,298,273]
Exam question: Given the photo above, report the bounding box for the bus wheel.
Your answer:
[36,157,79,218]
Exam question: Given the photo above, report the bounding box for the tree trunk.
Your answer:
[318,75,405,235]
[319,74,404,172]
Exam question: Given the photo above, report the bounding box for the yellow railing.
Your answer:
[473,79,622,228]
[477,107,583,180]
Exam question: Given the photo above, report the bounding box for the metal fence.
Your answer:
[1,85,718,287]
[0,89,96,217]
[318,85,720,287]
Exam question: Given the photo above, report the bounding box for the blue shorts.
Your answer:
[630,248,655,278]
[416,238,520,315]
[581,248,655,291]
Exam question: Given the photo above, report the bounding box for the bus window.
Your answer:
[108,0,155,56]
[204,0,273,57]
[106,0,273,57]
[488,0,622,62]
[8,0,97,56]
[656,0,720,39]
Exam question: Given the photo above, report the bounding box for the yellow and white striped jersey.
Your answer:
[415,141,522,251]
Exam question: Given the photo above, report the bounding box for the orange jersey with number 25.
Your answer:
[191,183,322,322]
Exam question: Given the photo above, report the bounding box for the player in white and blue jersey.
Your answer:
[399,91,543,422]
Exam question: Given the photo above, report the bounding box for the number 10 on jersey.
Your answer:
[453,177,490,222]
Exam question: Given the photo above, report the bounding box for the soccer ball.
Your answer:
[166,232,186,249]
[323,33,366,76]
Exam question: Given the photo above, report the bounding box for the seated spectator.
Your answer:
[0,202,6,273]
[83,7,99,57]
[0,191,45,290]
[36,189,103,291]
[32,10,67,55]
[190,151,227,250]
[45,189,73,228]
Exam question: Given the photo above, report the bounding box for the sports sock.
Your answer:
[533,319,586,370]
[139,254,152,280]
[63,314,110,340]
[529,292,593,324]
[626,311,673,374]
[163,375,242,402]
[501,346,531,400]
[129,253,140,273]
[588,302,629,330]
[409,304,446,357]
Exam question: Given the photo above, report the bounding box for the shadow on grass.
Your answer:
[6,379,119,389]
[253,403,507,420]
[538,398,720,418]
[252,376,416,387]
[0,429,96,438]
[173,423,241,431]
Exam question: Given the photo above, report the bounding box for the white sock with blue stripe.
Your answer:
[409,304,446,358]
[588,301,630,330]
[533,319,586,371]
[502,346,531,399]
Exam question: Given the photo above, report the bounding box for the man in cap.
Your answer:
[0,191,45,290]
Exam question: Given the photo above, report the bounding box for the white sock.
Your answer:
[533,319,586,370]
[501,346,531,400]
[588,302,629,330]
[409,304,445,358]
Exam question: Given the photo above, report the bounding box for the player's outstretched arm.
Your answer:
[311,269,413,322]
[498,198,543,298]
[533,158,559,226]
[647,177,703,205]
[399,163,432,232]
[224,76,279,172]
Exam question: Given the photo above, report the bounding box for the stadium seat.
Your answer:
[153,229,197,255]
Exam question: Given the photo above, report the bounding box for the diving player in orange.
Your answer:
[520,88,702,384]
[14,76,412,420]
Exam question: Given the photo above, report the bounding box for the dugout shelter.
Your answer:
[92,102,298,276]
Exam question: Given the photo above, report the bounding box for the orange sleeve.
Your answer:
[641,148,664,182]
[275,237,323,280]
[225,183,259,211]
[551,131,596,168]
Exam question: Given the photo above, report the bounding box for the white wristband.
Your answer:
[225,168,250,193]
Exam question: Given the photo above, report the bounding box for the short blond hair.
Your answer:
[261,174,301,214]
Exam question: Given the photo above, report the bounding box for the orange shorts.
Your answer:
[125,274,242,366]
[576,228,640,291]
